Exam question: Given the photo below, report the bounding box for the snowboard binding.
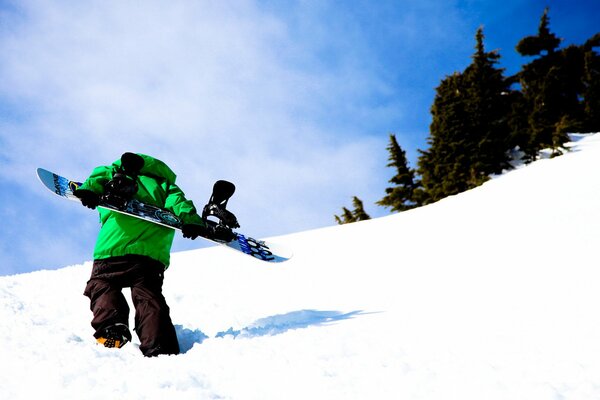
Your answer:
[101,153,145,210]
[102,170,139,210]
[202,180,240,230]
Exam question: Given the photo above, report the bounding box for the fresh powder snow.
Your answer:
[1,133,600,399]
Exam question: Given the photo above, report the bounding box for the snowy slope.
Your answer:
[2,134,600,400]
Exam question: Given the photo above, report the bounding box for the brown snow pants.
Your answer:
[83,255,180,356]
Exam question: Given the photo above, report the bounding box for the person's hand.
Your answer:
[74,189,100,210]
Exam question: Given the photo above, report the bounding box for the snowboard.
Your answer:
[36,168,292,263]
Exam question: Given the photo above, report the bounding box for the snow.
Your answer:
[2,133,600,399]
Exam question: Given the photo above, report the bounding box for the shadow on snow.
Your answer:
[175,309,367,354]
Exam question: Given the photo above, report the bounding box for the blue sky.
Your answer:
[1,0,598,275]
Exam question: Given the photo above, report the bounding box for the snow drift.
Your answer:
[2,134,600,399]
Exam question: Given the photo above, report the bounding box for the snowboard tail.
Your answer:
[36,168,291,263]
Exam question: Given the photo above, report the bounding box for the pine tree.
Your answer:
[377,134,418,212]
[515,8,586,153]
[417,28,512,204]
[462,28,513,175]
[351,197,371,222]
[335,197,371,224]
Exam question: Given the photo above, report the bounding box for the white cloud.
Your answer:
[0,0,395,253]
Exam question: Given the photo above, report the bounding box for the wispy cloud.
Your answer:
[0,0,400,273]
[4,0,597,274]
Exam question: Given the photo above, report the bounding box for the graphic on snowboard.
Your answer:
[37,168,291,263]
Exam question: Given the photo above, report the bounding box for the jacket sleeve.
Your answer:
[164,183,205,226]
[77,165,114,194]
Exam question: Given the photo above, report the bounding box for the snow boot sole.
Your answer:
[96,323,132,349]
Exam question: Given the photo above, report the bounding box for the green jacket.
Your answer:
[79,154,204,267]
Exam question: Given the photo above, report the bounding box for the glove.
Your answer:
[181,223,211,240]
[73,189,100,210]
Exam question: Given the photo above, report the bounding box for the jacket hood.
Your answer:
[113,153,177,185]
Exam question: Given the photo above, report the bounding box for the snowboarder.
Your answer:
[74,152,226,356]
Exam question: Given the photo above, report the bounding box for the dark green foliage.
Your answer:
[417,28,513,204]
[463,28,514,174]
[335,197,371,225]
[377,134,418,212]
[506,90,536,160]
[584,33,600,50]
[411,9,598,208]
[516,8,561,56]
[514,8,598,154]
[582,37,600,131]
[333,9,599,221]
[551,115,574,157]
[417,73,469,204]
[351,197,371,221]
[522,47,585,151]
[334,207,354,225]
